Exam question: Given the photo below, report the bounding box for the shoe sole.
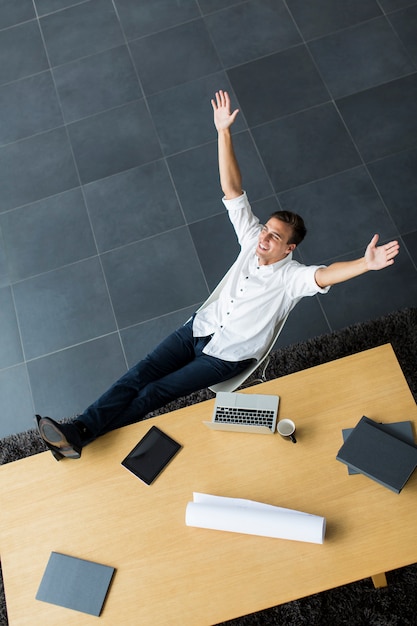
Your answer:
[36,416,81,461]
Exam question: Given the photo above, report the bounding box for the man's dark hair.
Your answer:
[269,210,307,246]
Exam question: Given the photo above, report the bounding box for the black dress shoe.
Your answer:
[35,415,82,461]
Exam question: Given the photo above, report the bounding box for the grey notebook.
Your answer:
[337,416,417,493]
[36,552,115,616]
[342,420,416,475]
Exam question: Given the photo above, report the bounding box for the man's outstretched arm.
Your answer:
[211,90,242,199]
[315,234,400,288]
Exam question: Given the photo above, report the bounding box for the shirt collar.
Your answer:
[253,251,293,274]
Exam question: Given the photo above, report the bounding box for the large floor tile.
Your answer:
[252,103,361,192]
[0,286,23,369]
[13,257,116,360]
[286,0,382,40]
[189,213,240,292]
[403,230,417,267]
[0,188,96,281]
[167,131,273,224]
[0,236,9,288]
[388,5,417,66]
[101,227,208,328]
[28,334,127,419]
[320,248,417,329]
[0,0,35,28]
[35,0,84,15]
[120,306,197,367]
[53,46,141,123]
[84,160,184,252]
[205,0,301,67]
[308,17,414,98]
[278,167,399,265]
[378,0,417,12]
[114,0,200,40]
[0,71,62,147]
[0,21,48,86]
[0,128,78,213]
[148,73,245,155]
[0,365,35,438]
[40,0,124,67]
[167,142,222,224]
[67,100,162,184]
[368,147,417,233]
[249,195,282,225]
[228,46,329,127]
[274,296,331,348]
[130,19,221,96]
[199,0,246,13]
[337,73,417,162]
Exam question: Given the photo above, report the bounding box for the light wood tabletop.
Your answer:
[1,344,417,625]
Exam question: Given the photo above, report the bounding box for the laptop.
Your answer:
[203,391,279,434]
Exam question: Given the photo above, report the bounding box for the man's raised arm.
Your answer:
[211,90,242,200]
[315,234,400,288]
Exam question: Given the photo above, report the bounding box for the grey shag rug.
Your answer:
[1,308,416,626]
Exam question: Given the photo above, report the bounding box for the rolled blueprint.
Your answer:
[185,493,326,544]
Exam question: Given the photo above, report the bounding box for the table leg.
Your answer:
[371,572,387,588]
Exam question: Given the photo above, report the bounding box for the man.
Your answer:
[37,90,400,460]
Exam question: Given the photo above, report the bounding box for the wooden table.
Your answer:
[1,344,417,625]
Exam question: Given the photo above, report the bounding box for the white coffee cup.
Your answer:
[277,419,296,443]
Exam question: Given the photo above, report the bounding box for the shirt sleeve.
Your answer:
[222,191,261,247]
[284,262,331,299]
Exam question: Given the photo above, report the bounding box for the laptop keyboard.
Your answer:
[214,406,275,429]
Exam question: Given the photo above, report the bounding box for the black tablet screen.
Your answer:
[121,426,181,485]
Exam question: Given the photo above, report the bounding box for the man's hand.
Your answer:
[315,235,400,288]
[365,234,400,270]
[211,90,239,131]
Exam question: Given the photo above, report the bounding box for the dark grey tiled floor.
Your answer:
[0,0,416,438]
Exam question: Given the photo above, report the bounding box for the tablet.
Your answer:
[121,426,182,485]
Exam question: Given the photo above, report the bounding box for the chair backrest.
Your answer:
[196,260,291,393]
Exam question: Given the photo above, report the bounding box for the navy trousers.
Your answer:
[79,318,253,440]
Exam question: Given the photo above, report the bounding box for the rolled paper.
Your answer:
[185,493,326,544]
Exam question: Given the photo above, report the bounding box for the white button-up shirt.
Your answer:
[193,192,330,362]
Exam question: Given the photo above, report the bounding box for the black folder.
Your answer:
[336,416,417,493]
[36,552,115,616]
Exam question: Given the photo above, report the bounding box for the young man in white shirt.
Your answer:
[37,90,400,460]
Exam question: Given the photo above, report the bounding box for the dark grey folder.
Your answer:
[342,420,416,475]
[36,552,115,616]
[336,416,417,493]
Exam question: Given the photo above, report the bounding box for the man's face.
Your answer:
[256,217,296,266]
